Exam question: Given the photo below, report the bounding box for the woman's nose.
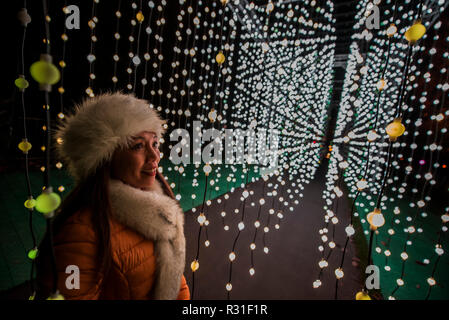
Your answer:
[146,144,159,162]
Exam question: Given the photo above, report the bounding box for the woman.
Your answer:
[36,92,190,300]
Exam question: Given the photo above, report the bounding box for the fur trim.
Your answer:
[108,179,186,300]
[55,92,166,182]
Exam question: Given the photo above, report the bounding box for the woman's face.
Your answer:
[111,131,160,191]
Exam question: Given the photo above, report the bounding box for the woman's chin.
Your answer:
[138,176,156,190]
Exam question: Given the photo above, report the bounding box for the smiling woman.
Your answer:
[35,92,190,300]
[111,131,161,191]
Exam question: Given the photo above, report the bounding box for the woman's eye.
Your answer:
[132,143,144,150]
[153,141,159,148]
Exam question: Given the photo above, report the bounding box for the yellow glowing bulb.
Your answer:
[191,260,199,272]
[24,198,36,209]
[355,291,371,300]
[215,51,225,65]
[405,21,426,43]
[18,139,32,153]
[385,118,405,141]
[136,11,144,22]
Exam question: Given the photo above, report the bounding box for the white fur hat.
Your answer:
[55,92,166,182]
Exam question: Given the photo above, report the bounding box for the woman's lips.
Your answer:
[142,167,157,176]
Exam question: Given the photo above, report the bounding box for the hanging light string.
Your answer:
[200,0,223,127]
[226,167,250,300]
[190,166,209,299]
[209,0,228,130]
[125,2,137,92]
[140,0,154,98]
[131,0,144,93]
[216,4,235,130]
[170,0,197,196]
[16,0,38,300]
[175,0,196,129]
[111,0,122,90]
[164,1,185,129]
[58,1,69,118]
[86,0,99,97]
[249,178,267,278]
[39,0,61,298]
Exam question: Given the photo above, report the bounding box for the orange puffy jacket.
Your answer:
[36,179,190,300]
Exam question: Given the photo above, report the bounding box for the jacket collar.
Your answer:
[108,179,186,299]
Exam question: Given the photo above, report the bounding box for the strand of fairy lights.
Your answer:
[86,0,99,97]
[15,1,37,300]
[131,0,144,93]
[175,0,196,129]
[111,0,122,89]
[125,2,137,92]
[139,0,154,98]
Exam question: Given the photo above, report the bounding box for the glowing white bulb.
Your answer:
[318,259,328,268]
[345,225,355,236]
[335,268,344,279]
[356,179,368,190]
[313,280,322,288]
[229,252,236,261]
[197,213,206,225]
[367,130,379,142]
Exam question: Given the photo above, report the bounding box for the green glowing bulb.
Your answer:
[35,188,61,215]
[28,248,38,260]
[15,75,29,90]
[47,292,64,300]
[24,198,36,209]
[30,54,60,86]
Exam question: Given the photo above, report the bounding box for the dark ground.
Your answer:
[183,162,362,300]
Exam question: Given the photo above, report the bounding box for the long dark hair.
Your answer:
[36,163,113,297]
[36,162,174,297]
